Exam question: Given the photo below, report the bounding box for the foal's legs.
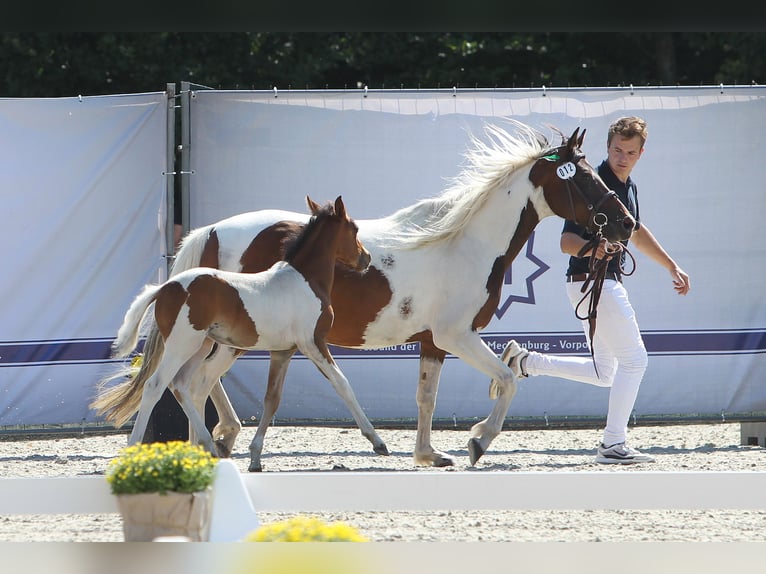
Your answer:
[169,340,222,456]
[299,343,388,459]
[128,333,212,448]
[247,348,296,472]
[202,346,243,456]
[185,344,243,457]
[209,378,240,458]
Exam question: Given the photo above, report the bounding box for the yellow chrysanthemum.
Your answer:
[106,440,216,495]
[245,516,368,542]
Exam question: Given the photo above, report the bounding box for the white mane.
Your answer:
[377,119,553,249]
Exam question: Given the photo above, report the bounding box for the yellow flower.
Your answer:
[245,516,368,542]
[106,441,216,495]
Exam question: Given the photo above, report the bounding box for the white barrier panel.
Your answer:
[188,87,766,422]
[0,92,170,426]
[2,468,765,515]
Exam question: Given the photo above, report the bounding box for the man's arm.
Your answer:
[630,224,691,295]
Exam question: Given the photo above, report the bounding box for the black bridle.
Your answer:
[560,152,619,235]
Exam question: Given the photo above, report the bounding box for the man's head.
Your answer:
[606,116,647,182]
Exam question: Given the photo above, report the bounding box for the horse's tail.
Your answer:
[91,224,213,428]
[171,223,214,277]
[89,284,164,427]
[113,283,163,358]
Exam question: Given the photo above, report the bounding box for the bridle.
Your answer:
[559,150,620,236]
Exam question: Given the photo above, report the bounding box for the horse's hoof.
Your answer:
[414,451,455,467]
[433,454,456,468]
[374,443,390,456]
[468,438,485,466]
[214,440,232,459]
[248,464,263,473]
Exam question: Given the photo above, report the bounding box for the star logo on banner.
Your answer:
[494,231,550,319]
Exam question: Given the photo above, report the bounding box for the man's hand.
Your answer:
[594,238,623,260]
[671,266,691,295]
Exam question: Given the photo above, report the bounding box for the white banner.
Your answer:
[0,92,169,426]
[188,87,766,424]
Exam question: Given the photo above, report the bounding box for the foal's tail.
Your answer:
[113,283,164,358]
[89,284,164,427]
[90,225,213,428]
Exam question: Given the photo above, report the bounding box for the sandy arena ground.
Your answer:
[1,420,765,543]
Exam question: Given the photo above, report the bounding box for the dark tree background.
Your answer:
[1,32,764,98]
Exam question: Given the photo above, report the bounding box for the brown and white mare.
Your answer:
[103,121,636,470]
[90,196,373,461]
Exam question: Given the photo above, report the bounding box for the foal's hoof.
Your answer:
[374,443,390,456]
[467,438,485,466]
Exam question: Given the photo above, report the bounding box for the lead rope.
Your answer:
[573,220,636,378]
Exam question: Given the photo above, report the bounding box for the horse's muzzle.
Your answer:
[606,215,635,242]
[357,250,372,272]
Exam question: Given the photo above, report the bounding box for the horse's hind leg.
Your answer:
[128,371,170,447]
[169,339,220,456]
[248,348,296,472]
[184,345,242,457]
[206,346,244,457]
[414,350,455,467]
[127,336,206,447]
[301,343,389,458]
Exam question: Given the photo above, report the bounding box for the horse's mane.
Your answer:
[378,119,554,249]
[283,202,334,262]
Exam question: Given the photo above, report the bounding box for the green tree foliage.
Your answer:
[1,32,764,98]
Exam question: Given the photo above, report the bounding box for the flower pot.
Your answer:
[115,489,212,542]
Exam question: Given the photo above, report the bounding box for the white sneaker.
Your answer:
[489,340,529,399]
[595,442,655,464]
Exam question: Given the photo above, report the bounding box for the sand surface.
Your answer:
[1,421,765,542]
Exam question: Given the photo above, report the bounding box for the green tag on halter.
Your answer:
[542,153,560,162]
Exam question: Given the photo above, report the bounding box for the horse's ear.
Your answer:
[306,195,322,215]
[577,128,586,149]
[334,195,346,218]
[567,127,580,155]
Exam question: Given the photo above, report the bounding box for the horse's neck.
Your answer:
[466,169,543,255]
[288,242,338,302]
[502,202,541,267]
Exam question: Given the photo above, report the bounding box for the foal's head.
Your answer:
[293,195,371,272]
[529,127,635,242]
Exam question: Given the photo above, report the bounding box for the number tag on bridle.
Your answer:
[556,162,576,180]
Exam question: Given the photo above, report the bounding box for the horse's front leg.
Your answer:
[432,331,518,466]
[248,348,296,472]
[300,343,389,460]
[467,376,516,465]
[413,346,454,467]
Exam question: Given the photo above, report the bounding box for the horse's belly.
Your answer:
[222,275,321,351]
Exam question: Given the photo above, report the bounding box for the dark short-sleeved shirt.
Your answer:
[562,160,641,277]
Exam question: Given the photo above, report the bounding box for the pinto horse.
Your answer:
[90,196,373,459]
[111,120,636,470]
